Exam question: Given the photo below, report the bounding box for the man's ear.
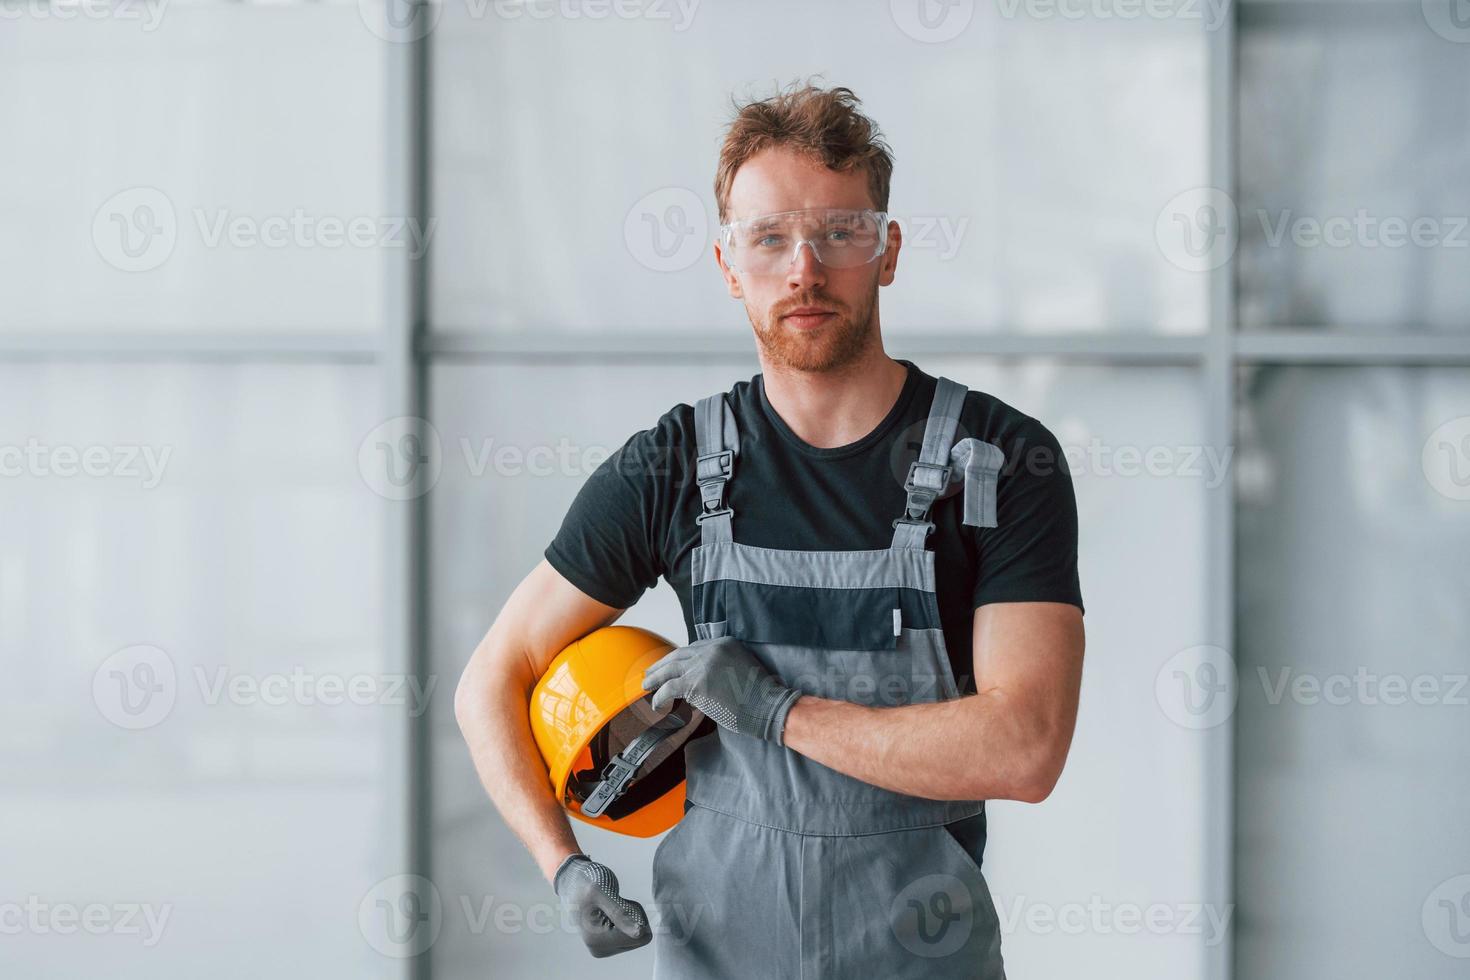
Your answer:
[877,217,901,288]
[714,242,743,299]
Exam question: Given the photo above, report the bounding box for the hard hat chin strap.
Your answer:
[576,714,689,819]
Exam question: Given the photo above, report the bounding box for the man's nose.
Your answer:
[785,240,826,289]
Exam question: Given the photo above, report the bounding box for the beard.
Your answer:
[748,277,880,373]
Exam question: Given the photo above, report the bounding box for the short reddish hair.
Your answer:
[714,79,895,223]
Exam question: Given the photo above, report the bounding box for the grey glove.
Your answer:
[641,635,802,744]
[554,853,651,958]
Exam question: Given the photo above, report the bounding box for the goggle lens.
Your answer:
[720,208,888,275]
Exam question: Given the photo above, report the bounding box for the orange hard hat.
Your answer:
[530,625,708,838]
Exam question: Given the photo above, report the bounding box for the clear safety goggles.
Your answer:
[718,207,889,276]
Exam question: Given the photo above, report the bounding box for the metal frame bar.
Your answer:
[1235,330,1470,363]
[421,329,1211,362]
[1205,7,1238,980]
[1238,0,1431,29]
[4,329,1467,364]
[409,21,434,980]
[383,13,431,980]
[0,331,380,360]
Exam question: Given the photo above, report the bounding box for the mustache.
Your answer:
[772,295,846,318]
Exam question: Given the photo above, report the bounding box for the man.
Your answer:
[455,81,1085,978]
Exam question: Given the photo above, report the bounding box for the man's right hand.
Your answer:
[554,853,652,958]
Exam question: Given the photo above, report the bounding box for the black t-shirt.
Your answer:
[544,358,1084,693]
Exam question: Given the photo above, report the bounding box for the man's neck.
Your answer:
[759,348,909,450]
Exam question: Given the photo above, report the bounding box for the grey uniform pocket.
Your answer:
[887,824,1006,977]
[650,805,703,953]
[807,825,1006,978]
[937,818,987,883]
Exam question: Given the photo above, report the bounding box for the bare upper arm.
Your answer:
[457,559,627,708]
[971,601,1086,744]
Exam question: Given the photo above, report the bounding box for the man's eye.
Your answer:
[827,230,854,242]
[755,235,786,248]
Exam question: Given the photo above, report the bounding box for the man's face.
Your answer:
[716,147,901,373]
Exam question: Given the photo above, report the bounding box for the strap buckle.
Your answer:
[695,449,735,524]
[891,516,936,539]
[577,714,688,818]
[891,459,952,539]
[901,459,952,521]
[579,756,640,818]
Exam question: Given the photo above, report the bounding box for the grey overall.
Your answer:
[651,376,1007,979]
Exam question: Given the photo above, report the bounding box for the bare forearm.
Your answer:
[780,689,1064,803]
[454,635,579,884]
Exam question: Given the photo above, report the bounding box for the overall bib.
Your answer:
[651,377,1007,979]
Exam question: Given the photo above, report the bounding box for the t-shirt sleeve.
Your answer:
[543,415,680,610]
[972,417,1084,614]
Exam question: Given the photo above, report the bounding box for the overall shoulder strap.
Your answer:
[693,393,739,545]
[891,376,968,551]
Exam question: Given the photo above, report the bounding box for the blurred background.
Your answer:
[3,1,1468,978]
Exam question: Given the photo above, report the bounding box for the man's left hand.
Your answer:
[641,635,802,745]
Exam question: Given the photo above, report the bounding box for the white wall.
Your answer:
[5,2,1466,978]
